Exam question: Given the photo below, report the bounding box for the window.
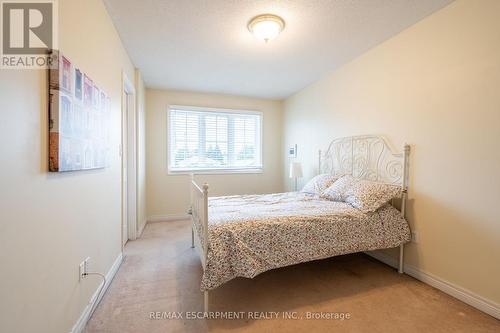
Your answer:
[168,106,262,173]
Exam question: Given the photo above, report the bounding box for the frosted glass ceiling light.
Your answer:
[248,14,285,43]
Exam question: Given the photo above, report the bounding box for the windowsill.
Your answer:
[168,168,263,175]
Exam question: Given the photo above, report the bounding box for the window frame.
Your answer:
[167,105,264,175]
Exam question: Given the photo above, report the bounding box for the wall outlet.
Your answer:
[79,261,85,281]
[411,231,419,243]
[288,144,297,158]
[79,257,90,281]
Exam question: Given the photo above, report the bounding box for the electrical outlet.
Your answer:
[84,257,90,274]
[411,231,419,243]
[79,261,86,281]
[79,257,91,281]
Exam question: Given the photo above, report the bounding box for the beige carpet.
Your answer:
[85,220,499,333]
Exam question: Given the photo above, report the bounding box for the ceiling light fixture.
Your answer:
[248,14,285,43]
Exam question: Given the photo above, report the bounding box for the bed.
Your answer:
[189,135,411,312]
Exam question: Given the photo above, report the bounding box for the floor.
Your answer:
[86,220,500,333]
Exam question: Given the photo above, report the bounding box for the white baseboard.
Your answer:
[147,214,190,223]
[366,250,500,320]
[70,253,124,333]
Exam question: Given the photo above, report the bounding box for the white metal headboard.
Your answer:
[319,135,410,216]
[319,135,410,187]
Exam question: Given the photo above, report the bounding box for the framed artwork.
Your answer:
[48,51,111,172]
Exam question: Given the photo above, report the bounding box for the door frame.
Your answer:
[122,71,137,246]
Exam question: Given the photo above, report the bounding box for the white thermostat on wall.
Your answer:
[288,144,297,158]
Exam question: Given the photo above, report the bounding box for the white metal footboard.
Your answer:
[188,174,209,312]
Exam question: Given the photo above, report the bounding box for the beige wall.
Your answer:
[146,89,283,218]
[283,0,500,306]
[0,1,138,332]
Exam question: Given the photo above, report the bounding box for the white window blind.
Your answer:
[168,106,262,172]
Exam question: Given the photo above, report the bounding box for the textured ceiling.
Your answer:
[104,0,453,99]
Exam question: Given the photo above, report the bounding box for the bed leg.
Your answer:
[204,291,209,314]
[398,244,404,274]
[191,226,194,248]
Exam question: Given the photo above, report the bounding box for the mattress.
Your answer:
[199,192,411,291]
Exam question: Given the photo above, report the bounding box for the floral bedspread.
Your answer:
[199,192,410,291]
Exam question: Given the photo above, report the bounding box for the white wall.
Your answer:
[0,1,139,332]
[146,89,283,218]
[283,0,500,307]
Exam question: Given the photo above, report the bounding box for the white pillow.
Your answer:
[301,174,340,195]
[322,175,401,213]
[321,174,356,201]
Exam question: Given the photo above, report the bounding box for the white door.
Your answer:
[122,72,137,247]
[122,92,129,246]
[126,92,137,242]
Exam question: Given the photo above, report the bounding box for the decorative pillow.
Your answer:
[321,175,357,201]
[344,180,401,213]
[301,174,340,195]
[322,175,401,213]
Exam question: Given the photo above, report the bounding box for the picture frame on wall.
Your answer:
[48,50,111,172]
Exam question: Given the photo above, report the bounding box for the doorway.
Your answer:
[122,72,137,246]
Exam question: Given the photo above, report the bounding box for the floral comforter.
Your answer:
[199,192,410,291]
